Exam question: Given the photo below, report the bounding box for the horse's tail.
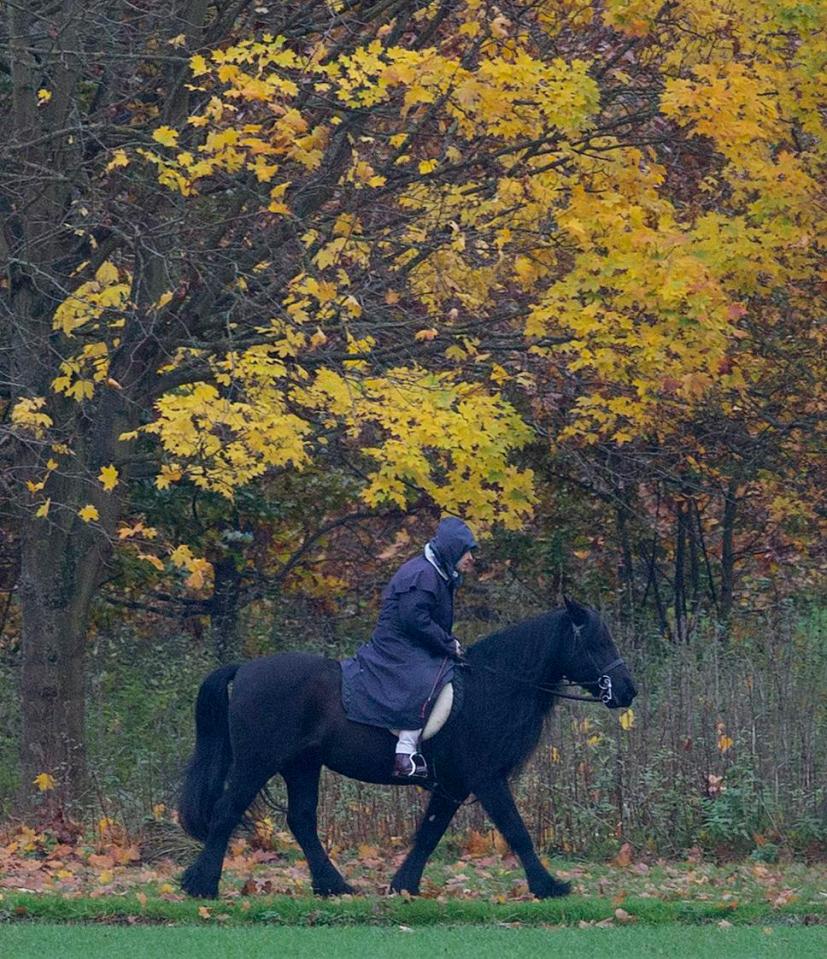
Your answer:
[179,663,240,842]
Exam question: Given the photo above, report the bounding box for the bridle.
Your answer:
[468,620,626,706]
[561,621,626,705]
[578,622,626,701]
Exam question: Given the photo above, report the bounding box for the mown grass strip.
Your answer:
[2,892,824,927]
[3,924,827,959]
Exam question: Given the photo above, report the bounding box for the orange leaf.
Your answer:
[614,842,633,867]
[414,328,438,341]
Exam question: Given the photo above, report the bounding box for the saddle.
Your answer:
[391,678,458,740]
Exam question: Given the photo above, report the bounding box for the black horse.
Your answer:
[179,598,637,899]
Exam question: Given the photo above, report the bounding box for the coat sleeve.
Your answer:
[397,587,455,656]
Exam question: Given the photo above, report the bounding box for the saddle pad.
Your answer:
[391,683,453,741]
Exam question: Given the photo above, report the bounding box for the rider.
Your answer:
[341,517,477,779]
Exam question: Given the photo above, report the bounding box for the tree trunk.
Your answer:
[17,518,103,809]
[210,553,243,665]
[719,481,738,627]
[615,496,636,623]
[674,499,688,642]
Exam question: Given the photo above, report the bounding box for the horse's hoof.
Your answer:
[180,866,219,899]
[531,877,571,899]
[314,880,355,897]
[389,878,419,896]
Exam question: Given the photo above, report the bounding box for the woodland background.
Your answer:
[0,0,824,862]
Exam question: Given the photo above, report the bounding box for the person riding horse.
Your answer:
[341,517,477,778]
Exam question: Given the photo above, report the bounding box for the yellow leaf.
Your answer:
[168,33,186,48]
[36,88,52,105]
[138,553,165,571]
[79,504,100,522]
[185,558,213,590]
[718,733,734,753]
[415,328,438,341]
[105,149,130,172]
[98,465,119,491]
[36,498,51,518]
[170,544,196,568]
[153,291,174,310]
[156,463,183,489]
[418,158,438,174]
[152,126,180,148]
[190,54,209,76]
[33,772,56,792]
[619,709,635,731]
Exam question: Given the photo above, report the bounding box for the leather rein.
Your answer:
[467,622,626,706]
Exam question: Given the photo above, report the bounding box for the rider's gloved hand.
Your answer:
[449,639,465,661]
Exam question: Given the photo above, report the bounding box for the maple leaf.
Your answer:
[310,328,327,349]
[152,126,180,148]
[78,504,100,523]
[33,772,56,792]
[98,465,119,491]
[105,149,129,172]
[619,709,635,730]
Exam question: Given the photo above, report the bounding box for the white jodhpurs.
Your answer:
[395,729,423,756]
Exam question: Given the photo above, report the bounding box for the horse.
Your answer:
[178,597,637,899]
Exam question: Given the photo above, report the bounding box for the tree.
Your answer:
[2,0,823,807]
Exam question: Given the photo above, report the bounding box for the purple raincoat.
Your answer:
[341,518,477,729]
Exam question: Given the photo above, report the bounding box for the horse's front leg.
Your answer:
[390,789,468,895]
[473,778,570,899]
[283,757,354,896]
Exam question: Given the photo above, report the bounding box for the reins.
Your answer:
[460,620,627,706]
[466,661,604,703]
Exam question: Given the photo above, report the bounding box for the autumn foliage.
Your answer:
[1,0,824,817]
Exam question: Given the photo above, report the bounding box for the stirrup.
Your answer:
[394,752,428,779]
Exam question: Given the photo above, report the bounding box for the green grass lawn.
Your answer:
[1,924,825,959]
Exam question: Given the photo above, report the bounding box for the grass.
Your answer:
[1,924,826,959]
[1,890,824,927]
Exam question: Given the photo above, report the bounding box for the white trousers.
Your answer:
[395,728,423,755]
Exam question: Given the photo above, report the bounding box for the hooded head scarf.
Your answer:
[426,517,477,585]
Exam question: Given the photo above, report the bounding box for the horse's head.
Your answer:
[560,598,637,709]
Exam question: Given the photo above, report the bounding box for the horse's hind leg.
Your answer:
[181,762,269,899]
[390,789,468,895]
[282,756,353,896]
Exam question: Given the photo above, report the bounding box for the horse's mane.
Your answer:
[458,608,576,778]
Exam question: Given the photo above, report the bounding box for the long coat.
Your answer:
[341,556,456,729]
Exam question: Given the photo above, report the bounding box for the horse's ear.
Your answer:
[563,595,590,628]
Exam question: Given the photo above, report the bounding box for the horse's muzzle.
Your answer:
[605,671,637,709]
